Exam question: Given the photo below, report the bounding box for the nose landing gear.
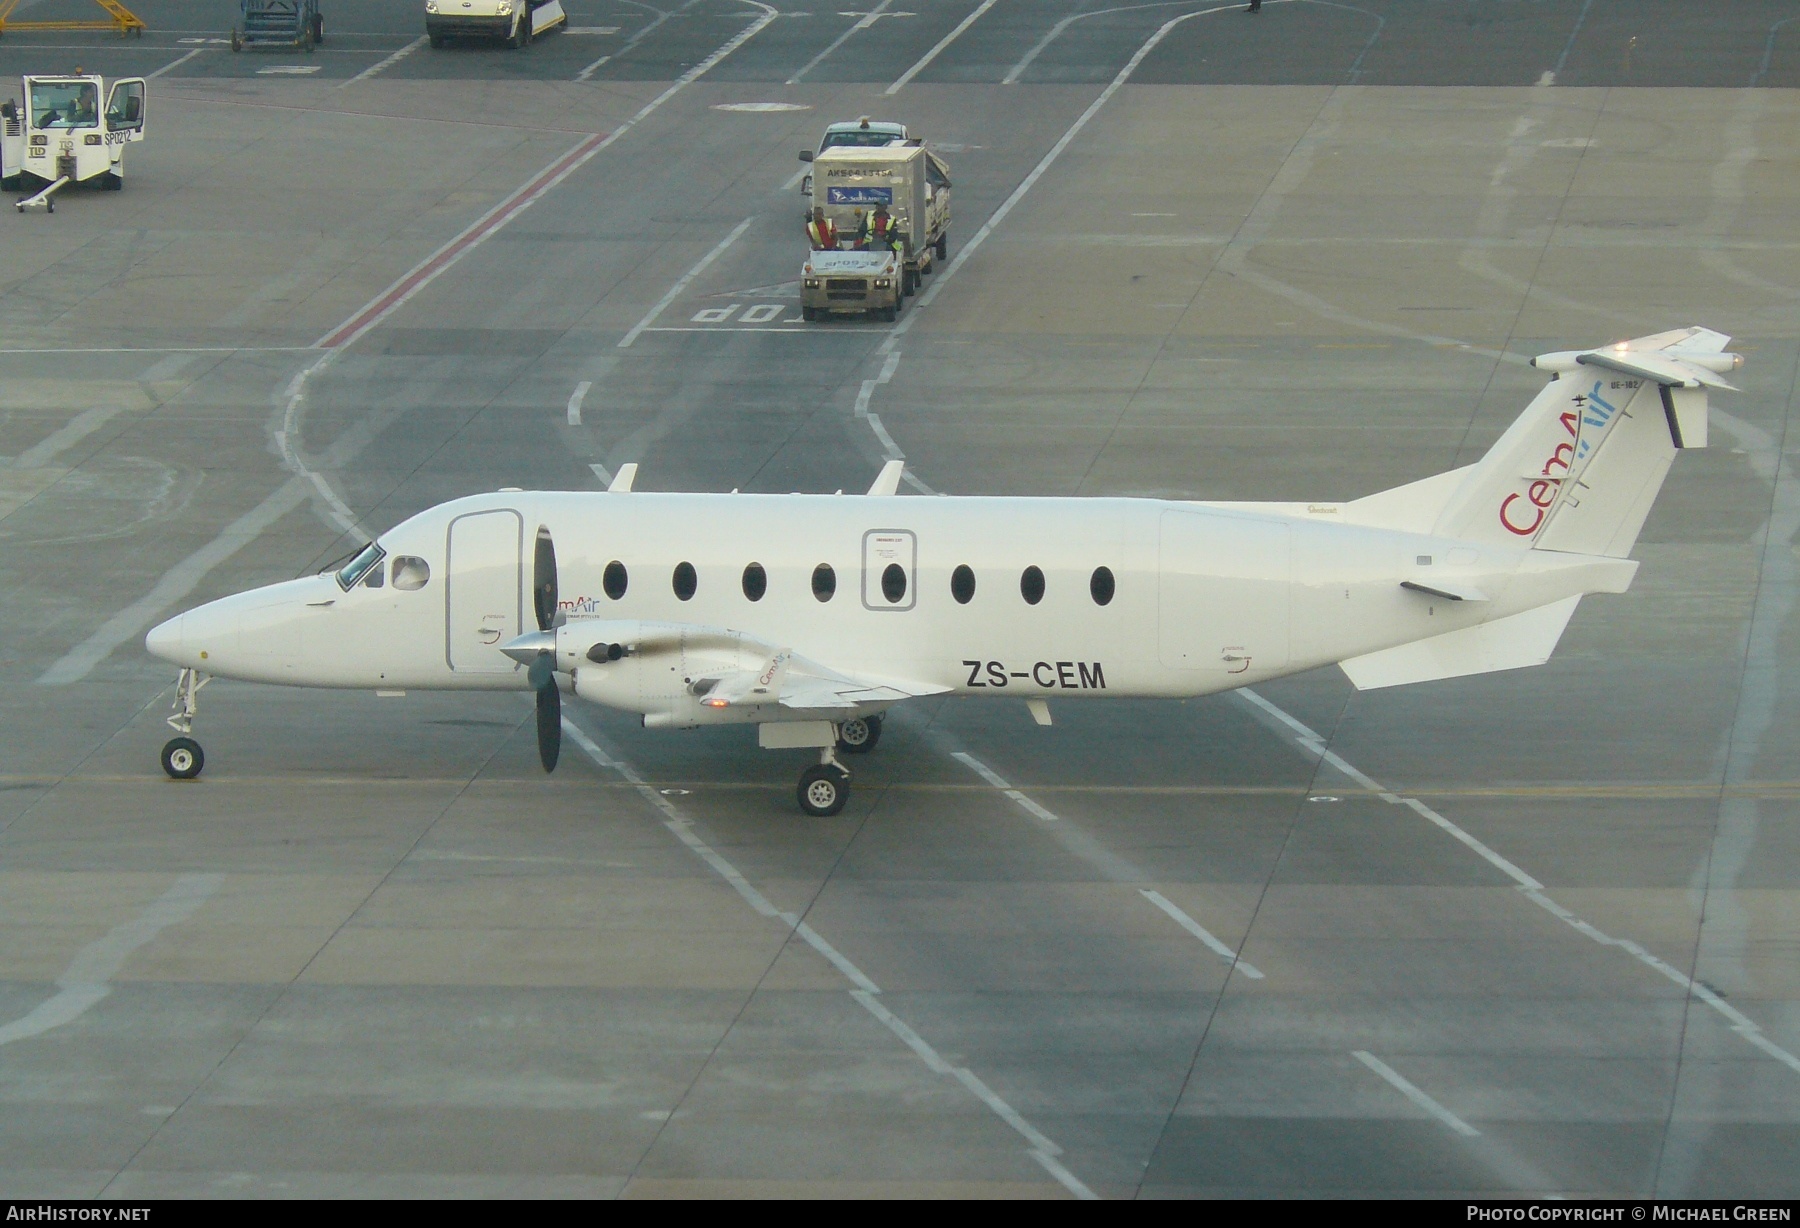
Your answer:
[159,668,209,780]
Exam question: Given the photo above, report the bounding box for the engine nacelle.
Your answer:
[562,618,778,727]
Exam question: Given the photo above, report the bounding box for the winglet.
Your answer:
[867,460,905,497]
[608,463,638,493]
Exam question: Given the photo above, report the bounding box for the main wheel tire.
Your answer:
[797,765,848,817]
[878,304,896,323]
[836,715,881,755]
[161,737,204,780]
[230,28,242,51]
[429,31,444,47]
[312,14,325,44]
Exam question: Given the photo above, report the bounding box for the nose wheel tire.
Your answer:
[161,737,204,780]
[836,715,881,755]
[797,764,848,817]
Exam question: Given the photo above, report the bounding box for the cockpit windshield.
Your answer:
[30,82,99,130]
[336,541,386,591]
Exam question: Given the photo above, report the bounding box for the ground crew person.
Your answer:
[806,207,837,250]
[859,203,898,250]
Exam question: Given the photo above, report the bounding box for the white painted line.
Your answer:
[257,65,321,75]
[589,462,613,486]
[0,875,221,1046]
[38,477,310,686]
[618,217,756,348]
[0,346,315,355]
[567,379,592,425]
[147,48,204,80]
[318,4,777,350]
[273,355,366,538]
[884,0,999,93]
[1235,687,1800,1078]
[10,406,126,470]
[644,325,830,335]
[1139,889,1265,979]
[575,54,612,81]
[1353,1051,1480,1137]
[782,165,809,191]
[345,35,428,85]
[566,25,621,33]
[558,716,1096,1196]
[950,750,1058,822]
[786,0,896,83]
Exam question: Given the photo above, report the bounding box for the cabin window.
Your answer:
[1090,566,1115,606]
[812,563,836,602]
[950,564,975,604]
[881,563,907,604]
[673,561,697,601]
[743,562,767,601]
[1020,566,1045,606]
[392,556,430,591]
[603,560,628,600]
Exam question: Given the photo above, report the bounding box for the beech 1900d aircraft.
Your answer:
[145,328,1740,815]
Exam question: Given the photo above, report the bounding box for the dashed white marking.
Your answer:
[1237,687,1800,1077]
[346,35,428,85]
[567,380,592,425]
[950,750,1058,821]
[618,217,755,348]
[257,65,321,75]
[884,0,1000,94]
[575,55,613,81]
[1354,1051,1480,1137]
[1139,889,1264,979]
[588,462,613,487]
[558,717,1097,1198]
[0,875,221,1046]
[1537,70,1556,86]
[566,25,621,33]
[782,165,810,191]
[9,406,126,470]
[714,101,811,111]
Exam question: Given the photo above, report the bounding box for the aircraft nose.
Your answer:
[145,613,187,664]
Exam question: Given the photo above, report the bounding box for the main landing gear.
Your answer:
[794,715,884,817]
[160,668,209,780]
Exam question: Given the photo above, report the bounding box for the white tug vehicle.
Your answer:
[425,0,565,47]
[1,74,146,212]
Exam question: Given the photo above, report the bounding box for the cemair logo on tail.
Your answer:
[1498,380,1627,536]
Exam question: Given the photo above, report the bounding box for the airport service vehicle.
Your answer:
[808,144,950,296]
[146,328,1738,817]
[425,0,564,47]
[231,0,325,51]
[0,73,145,212]
[797,117,907,194]
[801,248,904,321]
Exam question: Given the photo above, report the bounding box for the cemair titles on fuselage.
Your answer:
[146,327,1742,816]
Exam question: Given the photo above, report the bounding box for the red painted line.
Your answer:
[315,129,610,350]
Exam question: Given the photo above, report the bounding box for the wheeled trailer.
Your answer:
[231,0,323,52]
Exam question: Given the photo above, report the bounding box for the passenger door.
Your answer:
[446,509,523,673]
[861,529,916,612]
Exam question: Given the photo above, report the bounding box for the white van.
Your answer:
[426,0,565,48]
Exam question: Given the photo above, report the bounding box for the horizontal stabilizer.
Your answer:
[1340,597,1581,690]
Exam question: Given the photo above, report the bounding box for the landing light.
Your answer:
[703,698,729,708]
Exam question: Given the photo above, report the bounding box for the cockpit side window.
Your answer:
[336,542,385,591]
[392,556,431,591]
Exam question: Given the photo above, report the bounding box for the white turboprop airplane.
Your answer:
[145,328,1739,815]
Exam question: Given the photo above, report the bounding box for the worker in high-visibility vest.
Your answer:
[805,206,837,250]
[858,203,899,251]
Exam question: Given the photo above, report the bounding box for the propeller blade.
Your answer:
[527,651,554,691]
[536,684,561,772]
[533,526,557,632]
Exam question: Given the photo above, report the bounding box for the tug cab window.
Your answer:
[392,556,430,591]
[30,82,99,130]
[336,542,385,591]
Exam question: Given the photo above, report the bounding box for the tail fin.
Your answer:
[1356,327,1741,555]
